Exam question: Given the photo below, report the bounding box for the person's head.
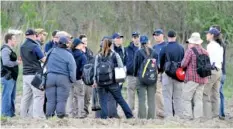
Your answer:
[57,36,70,49]
[205,28,220,41]
[25,29,37,40]
[167,30,177,42]
[112,32,123,46]
[52,30,59,42]
[101,38,113,57]
[210,25,221,32]
[153,29,164,43]
[132,32,140,47]
[71,38,85,51]
[186,32,203,49]
[140,35,150,56]
[35,28,48,43]
[55,31,73,47]
[79,34,87,47]
[4,33,17,47]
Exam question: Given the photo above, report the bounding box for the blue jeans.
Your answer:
[219,74,226,117]
[1,77,16,117]
[97,83,133,119]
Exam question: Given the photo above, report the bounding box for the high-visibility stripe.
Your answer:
[142,59,151,78]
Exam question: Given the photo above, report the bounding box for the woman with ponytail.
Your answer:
[134,35,158,119]
[92,38,133,119]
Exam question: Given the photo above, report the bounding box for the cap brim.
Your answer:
[120,36,124,38]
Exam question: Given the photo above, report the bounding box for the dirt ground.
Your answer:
[1,94,233,128]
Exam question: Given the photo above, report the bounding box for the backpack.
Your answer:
[138,49,158,86]
[82,63,94,86]
[191,47,212,78]
[96,52,115,86]
[164,47,182,81]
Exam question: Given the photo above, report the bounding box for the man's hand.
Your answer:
[40,57,46,63]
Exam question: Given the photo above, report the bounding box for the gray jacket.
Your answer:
[46,47,76,83]
[1,44,18,67]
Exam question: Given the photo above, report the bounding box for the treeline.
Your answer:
[1,1,233,51]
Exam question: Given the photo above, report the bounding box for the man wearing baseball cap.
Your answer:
[181,32,209,119]
[159,30,184,118]
[152,28,167,118]
[125,32,140,112]
[20,28,46,119]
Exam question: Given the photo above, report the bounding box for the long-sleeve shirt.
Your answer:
[1,44,18,67]
[207,40,223,69]
[73,49,87,80]
[181,46,208,84]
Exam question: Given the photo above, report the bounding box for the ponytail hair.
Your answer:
[101,39,112,57]
[141,43,150,56]
[214,34,224,47]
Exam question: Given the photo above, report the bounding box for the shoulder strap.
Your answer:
[191,47,199,56]
[165,46,171,62]
[42,48,55,69]
[1,45,13,52]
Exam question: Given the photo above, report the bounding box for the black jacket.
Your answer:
[125,42,139,75]
[113,44,127,66]
[73,49,87,80]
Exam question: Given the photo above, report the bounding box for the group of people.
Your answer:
[1,25,226,121]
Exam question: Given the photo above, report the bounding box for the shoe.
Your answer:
[219,116,225,120]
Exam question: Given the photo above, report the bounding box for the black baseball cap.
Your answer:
[25,29,36,36]
[167,30,176,38]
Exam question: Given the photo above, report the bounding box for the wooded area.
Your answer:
[1,1,233,49]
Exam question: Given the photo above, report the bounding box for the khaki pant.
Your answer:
[20,75,45,119]
[127,76,137,111]
[162,73,183,118]
[203,70,221,118]
[84,85,92,116]
[182,81,204,119]
[66,80,85,118]
[155,74,164,117]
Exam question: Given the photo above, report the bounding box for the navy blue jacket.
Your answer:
[152,41,167,67]
[84,47,94,64]
[72,49,87,80]
[113,44,127,66]
[133,48,158,77]
[125,42,139,75]
[45,40,57,53]
[159,41,184,72]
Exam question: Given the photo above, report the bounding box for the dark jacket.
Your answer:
[125,42,139,75]
[20,38,43,75]
[45,40,57,53]
[113,44,127,66]
[84,47,94,64]
[133,48,158,77]
[152,41,167,68]
[73,49,87,80]
[159,41,184,72]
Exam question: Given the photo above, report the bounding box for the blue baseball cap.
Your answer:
[112,32,124,39]
[72,38,84,47]
[153,29,164,36]
[140,35,149,44]
[59,36,69,44]
[25,28,36,36]
[205,28,220,37]
[132,32,140,37]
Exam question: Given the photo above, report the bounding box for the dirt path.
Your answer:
[1,95,233,128]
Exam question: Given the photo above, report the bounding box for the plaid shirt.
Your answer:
[181,46,208,84]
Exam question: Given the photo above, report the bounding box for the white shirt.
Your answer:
[207,40,223,69]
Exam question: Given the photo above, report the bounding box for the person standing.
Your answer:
[152,29,167,118]
[134,35,158,119]
[44,30,59,53]
[159,30,184,118]
[79,34,94,117]
[203,28,224,119]
[20,29,46,119]
[181,32,209,119]
[45,37,76,118]
[125,32,140,112]
[1,33,21,117]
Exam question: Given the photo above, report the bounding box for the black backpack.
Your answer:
[82,63,94,86]
[96,52,115,86]
[138,49,158,86]
[191,47,212,78]
[164,47,182,81]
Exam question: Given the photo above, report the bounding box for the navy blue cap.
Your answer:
[205,28,220,37]
[72,38,84,47]
[132,32,140,37]
[153,29,164,36]
[112,33,124,39]
[167,30,176,38]
[25,29,36,36]
[140,35,149,44]
[59,36,69,44]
